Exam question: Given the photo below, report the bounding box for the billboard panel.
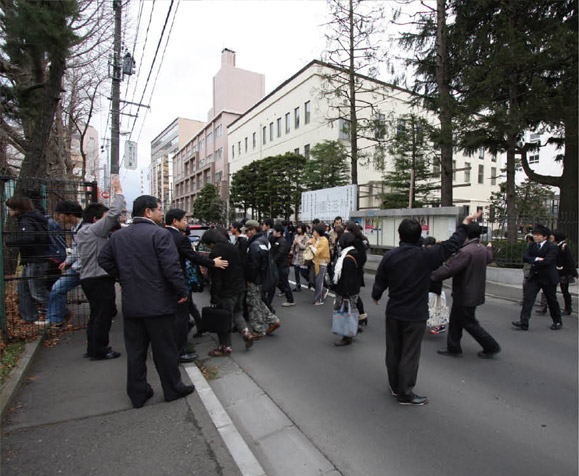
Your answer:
[301,185,357,223]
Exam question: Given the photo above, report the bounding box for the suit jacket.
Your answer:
[208,241,246,301]
[98,218,187,318]
[523,240,559,286]
[166,226,214,275]
[431,238,492,307]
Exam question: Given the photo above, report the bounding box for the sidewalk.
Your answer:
[0,317,242,476]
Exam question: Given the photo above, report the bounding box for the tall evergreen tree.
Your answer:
[193,183,224,224]
[303,140,350,191]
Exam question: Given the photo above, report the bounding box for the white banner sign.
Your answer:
[301,184,358,223]
[124,141,137,170]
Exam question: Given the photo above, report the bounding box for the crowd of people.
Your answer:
[4,187,577,408]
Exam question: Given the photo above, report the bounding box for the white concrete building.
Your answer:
[228,60,500,216]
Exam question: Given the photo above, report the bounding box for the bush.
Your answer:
[491,240,528,268]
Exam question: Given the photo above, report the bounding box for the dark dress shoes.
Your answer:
[478,346,502,359]
[133,387,154,409]
[512,321,529,330]
[550,322,562,330]
[179,352,198,363]
[90,350,121,361]
[165,385,195,402]
[437,349,462,357]
[397,392,428,406]
[334,337,353,347]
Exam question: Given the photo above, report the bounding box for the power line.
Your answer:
[128,0,176,140]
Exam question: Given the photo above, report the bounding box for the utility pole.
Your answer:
[110,0,122,177]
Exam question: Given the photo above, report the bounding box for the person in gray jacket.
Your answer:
[76,176,124,361]
[431,222,501,359]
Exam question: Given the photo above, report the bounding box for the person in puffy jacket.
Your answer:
[6,196,50,323]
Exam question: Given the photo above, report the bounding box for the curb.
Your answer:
[185,364,266,476]
[0,337,43,422]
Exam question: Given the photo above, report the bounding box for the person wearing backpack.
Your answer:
[6,196,51,323]
[243,220,280,338]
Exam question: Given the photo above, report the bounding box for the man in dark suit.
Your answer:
[513,224,563,331]
[164,209,228,362]
[98,195,194,408]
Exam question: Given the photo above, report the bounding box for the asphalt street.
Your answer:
[199,281,578,476]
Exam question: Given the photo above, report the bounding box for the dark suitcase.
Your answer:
[200,306,232,333]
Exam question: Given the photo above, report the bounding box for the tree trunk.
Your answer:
[348,0,358,186]
[436,0,453,206]
[505,134,517,243]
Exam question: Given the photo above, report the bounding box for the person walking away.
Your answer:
[512,224,563,331]
[551,229,577,316]
[98,195,194,408]
[372,211,479,406]
[291,224,310,292]
[165,209,228,362]
[432,223,501,358]
[332,233,361,346]
[309,225,330,305]
[202,229,253,355]
[345,222,369,326]
[75,176,124,360]
[39,200,84,327]
[271,224,295,307]
[5,196,50,323]
[243,220,281,338]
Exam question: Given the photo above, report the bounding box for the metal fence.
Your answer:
[1,176,98,343]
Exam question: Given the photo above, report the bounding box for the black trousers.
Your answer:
[174,301,190,356]
[124,315,188,406]
[276,267,294,302]
[385,318,426,398]
[520,278,561,326]
[447,304,500,354]
[81,277,116,358]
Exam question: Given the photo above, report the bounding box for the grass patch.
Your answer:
[196,362,219,381]
[1,341,26,385]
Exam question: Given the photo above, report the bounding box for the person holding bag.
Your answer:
[291,224,310,291]
[332,233,362,346]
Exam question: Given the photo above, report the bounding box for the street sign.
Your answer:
[124,141,137,170]
[101,190,110,199]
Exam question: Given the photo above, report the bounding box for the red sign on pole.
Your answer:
[101,191,110,199]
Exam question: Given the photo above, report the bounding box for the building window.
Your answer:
[253,132,257,149]
[285,113,291,134]
[215,171,222,183]
[231,145,235,159]
[294,107,300,129]
[215,148,223,161]
[200,139,204,151]
[529,154,539,164]
[277,118,282,137]
[304,101,311,124]
[207,132,213,145]
[263,126,267,145]
[294,147,299,155]
[304,144,310,160]
[238,141,241,154]
[452,160,457,181]
[215,124,222,137]
[479,148,484,159]
[374,113,386,139]
[491,167,497,185]
[396,119,406,137]
[270,122,274,141]
[491,153,497,162]
[478,164,484,184]
[338,118,350,140]
[464,162,471,183]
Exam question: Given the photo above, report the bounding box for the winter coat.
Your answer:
[166,226,214,276]
[372,224,467,322]
[335,249,361,298]
[556,240,578,279]
[245,232,270,284]
[310,236,330,274]
[97,217,187,318]
[5,210,49,264]
[209,241,246,300]
[431,238,492,307]
[272,235,290,269]
[291,233,309,266]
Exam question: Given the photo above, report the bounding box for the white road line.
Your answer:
[185,365,267,476]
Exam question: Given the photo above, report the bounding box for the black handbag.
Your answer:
[200,306,232,334]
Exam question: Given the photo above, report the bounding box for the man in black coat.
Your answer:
[164,209,228,362]
[372,211,480,406]
[271,224,295,307]
[432,223,501,358]
[98,195,194,408]
[513,224,563,331]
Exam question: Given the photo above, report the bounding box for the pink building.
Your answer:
[173,49,265,218]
